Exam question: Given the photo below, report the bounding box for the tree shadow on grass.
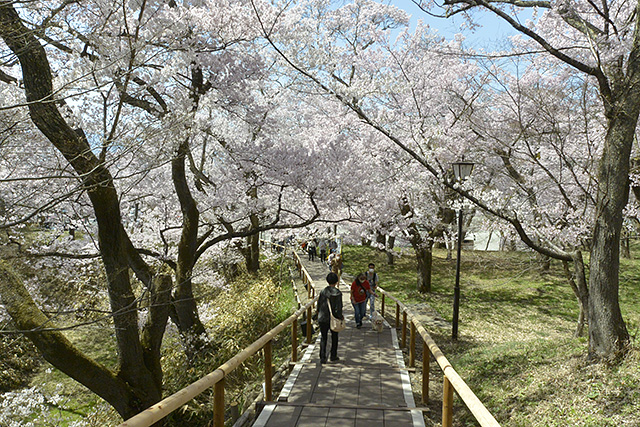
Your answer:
[458,281,580,325]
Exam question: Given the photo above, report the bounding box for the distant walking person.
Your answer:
[350,273,371,329]
[318,239,327,264]
[328,250,343,281]
[365,263,379,319]
[307,239,317,261]
[317,272,344,364]
[328,239,338,254]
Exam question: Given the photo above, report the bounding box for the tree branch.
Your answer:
[0,262,136,418]
[443,0,609,94]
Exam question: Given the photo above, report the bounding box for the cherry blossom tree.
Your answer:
[462,57,605,336]
[0,0,355,419]
[417,0,635,359]
[255,0,631,359]
[252,0,468,291]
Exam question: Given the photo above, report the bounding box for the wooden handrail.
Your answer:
[119,243,496,427]
[377,287,500,427]
[120,247,318,427]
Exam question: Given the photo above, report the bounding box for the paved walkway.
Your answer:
[253,254,425,427]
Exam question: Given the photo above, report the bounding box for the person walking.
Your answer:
[317,272,344,364]
[365,263,379,320]
[328,239,338,254]
[307,239,317,261]
[318,239,327,264]
[328,250,343,281]
[350,273,371,329]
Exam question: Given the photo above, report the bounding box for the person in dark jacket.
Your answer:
[317,272,344,364]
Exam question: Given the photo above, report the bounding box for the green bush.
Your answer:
[0,334,41,392]
[161,258,297,425]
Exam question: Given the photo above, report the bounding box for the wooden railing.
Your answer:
[378,289,500,427]
[119,248,317,427]
[119,240,498,427]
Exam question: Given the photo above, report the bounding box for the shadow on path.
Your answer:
[252,252,425,427]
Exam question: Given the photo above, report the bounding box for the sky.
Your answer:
[390,0,527,51]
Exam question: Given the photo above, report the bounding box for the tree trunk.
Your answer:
[246,228,260,273]
[415,241,433,293]
[0,5,163,417]
[399,197,433,292]
[376,231,386,249]
[244,185,261,273]
[562,253,589,337]
[386,235,395,266]
[172,140,207,357]
[141,274,173,391]
[587,92,637,359]
[621,228,631,259]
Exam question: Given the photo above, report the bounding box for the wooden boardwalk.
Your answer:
[253,254,425,427]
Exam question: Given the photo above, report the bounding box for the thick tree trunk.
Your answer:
[92,192,160,406]
[588,106,634,358]
[0,4,164,416]
[141,274,173,391]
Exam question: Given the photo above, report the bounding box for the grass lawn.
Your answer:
[342,244,640,427]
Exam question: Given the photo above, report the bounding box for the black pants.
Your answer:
[319,322,338,361]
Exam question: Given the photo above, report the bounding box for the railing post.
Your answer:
[307,276,312,299]
[410,322,416,367]
[381,294,385,317]
[422,339,429,405]
[214,378,225,427]
[395,303,400,328]
[264,340,273,401]
[442,375,453,427]
[401,311,407,349]
[292,318,298,362]
[306,306,313,344]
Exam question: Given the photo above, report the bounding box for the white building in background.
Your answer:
[466,230,502,251]
[466,211,529,251]
[460,210,505,251]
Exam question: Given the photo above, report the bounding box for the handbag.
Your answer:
[327,297,346,332]
[357,282,371,298]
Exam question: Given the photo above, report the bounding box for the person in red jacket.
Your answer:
[350,273,371,329]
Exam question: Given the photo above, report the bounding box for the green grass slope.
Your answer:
[342,244,640,427]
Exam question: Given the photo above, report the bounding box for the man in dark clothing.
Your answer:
[317,272,344,364]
